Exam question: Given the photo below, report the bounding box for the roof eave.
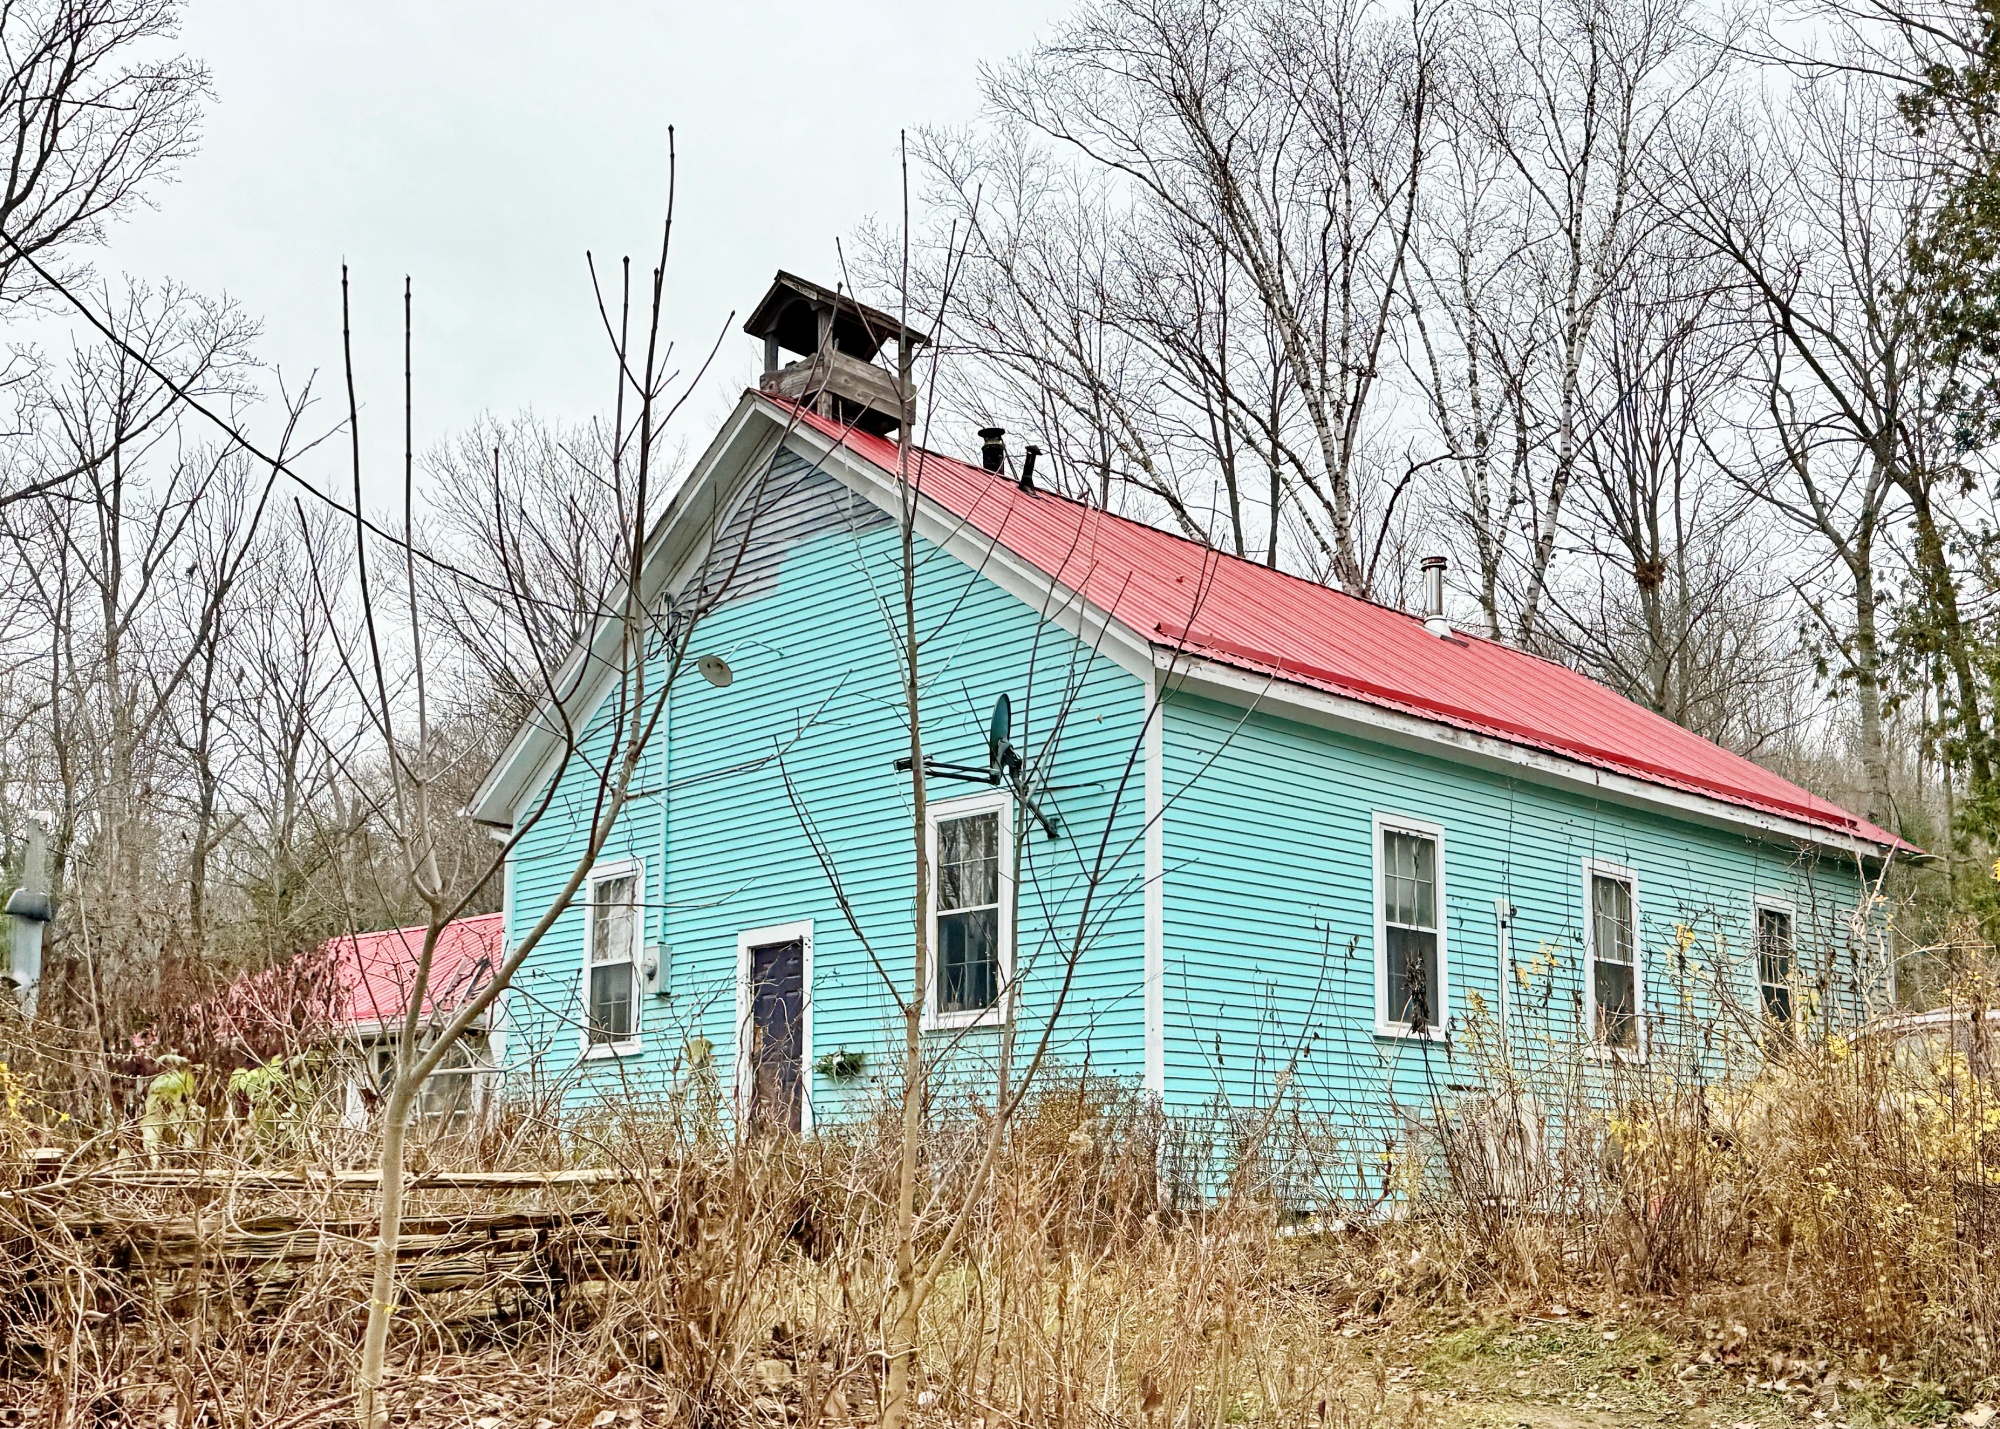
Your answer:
[1159,651,1903,863]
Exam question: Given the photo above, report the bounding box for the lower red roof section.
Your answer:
[332,913,504,1031]
[776,398,1899,852]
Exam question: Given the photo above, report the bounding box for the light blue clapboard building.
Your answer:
[467,274,1898,1165]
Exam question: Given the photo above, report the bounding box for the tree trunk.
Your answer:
[1902,481,1990,806]
[356,1082,413,1429]
[1851,550,1892,830]
[882,426,930,1429]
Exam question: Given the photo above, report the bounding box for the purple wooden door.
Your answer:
[748,939,804,1131]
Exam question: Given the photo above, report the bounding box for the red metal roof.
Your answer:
[780,400,1897,850]
[331,914,504,1032]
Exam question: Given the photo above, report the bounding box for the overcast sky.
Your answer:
[50,0,1068,495]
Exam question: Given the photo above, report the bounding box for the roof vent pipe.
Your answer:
[1421,555,1450,637]
[979,426,1007,473]
[1019,444,1040,495]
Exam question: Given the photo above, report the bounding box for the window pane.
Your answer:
[1595,960,1637,1048]
[1591,875,1634,966]
[1386,925,1438,1030]
[1757,907,1793,1031]
[421,1073,469,1123]
[939,813,999,913]
[1382,831,1435,930]
[589,962,633,1043]
[1756,908,1793,988]
[938,906,999,1013]
[592,875,636,965]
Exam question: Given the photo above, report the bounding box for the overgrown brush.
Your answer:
[3,990,2000,1425]
[1409,975,2000,1389]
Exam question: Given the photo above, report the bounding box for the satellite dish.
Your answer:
[697,654,734,688]
[987,694,1020,784]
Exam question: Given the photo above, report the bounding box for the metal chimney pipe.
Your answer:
[1421,555,1450,637]
[1019,444,1040,495]
[978,427,1007,473]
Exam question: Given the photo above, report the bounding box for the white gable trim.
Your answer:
[469,393,1150,827]
[467,398,784,827]
[780,420,1155,682]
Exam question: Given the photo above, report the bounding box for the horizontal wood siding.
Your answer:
[1159,690,1870,1191]
[504,447,1148,1119]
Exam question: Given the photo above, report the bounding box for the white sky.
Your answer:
[47,0,1069,496]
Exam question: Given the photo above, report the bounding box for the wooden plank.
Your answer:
[1,1165,643,1199]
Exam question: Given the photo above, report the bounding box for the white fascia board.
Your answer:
[466,397,780,828]
[345,1011,490,1040]
[1158,652,1895,864]
[1143,669,1165,1096]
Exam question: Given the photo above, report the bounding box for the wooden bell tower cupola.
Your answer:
[743,271,929,438]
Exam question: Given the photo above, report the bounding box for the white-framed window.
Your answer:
[342,1031,493,1131]
[1755,898,1796,1033]
[1584,858,1642,1056]
[926,791,1011,1030]
[1374,814,1447,1037]
[583,861,642,1053]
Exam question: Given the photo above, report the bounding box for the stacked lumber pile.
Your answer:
[0,1159,661,1310]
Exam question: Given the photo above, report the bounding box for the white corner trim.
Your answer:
[734,919,815,1131]
[1143,671,1165,1096]
[1372,811,1449,1040]
[490,854,516,1076]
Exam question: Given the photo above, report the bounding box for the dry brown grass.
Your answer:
[0,993,1997,1427]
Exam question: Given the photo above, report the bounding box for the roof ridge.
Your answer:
[890,430,1448,630]
[800,401,1592,677]
[338,912,503,945]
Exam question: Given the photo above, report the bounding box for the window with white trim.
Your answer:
[586,869,639,1046]
[1588,869,1640,1051]
[1756,904,1794,1031]
[1377,820,1443,1034]
[928,795,1009,1026]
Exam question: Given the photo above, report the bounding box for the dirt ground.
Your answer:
[312,1311,1986,1428]
[0,1305,1980,1427]
[1331,1307,1983,1428]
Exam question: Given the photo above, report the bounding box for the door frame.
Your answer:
[735,919,814,1131]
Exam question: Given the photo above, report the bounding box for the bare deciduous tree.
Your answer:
[1416,0,1730,645]
[1671,65,1967,837]
[903,0,1436,593]
[417,412,669,724]
[0,0,210,508]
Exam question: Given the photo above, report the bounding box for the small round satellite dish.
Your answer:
[697,654,734,688]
